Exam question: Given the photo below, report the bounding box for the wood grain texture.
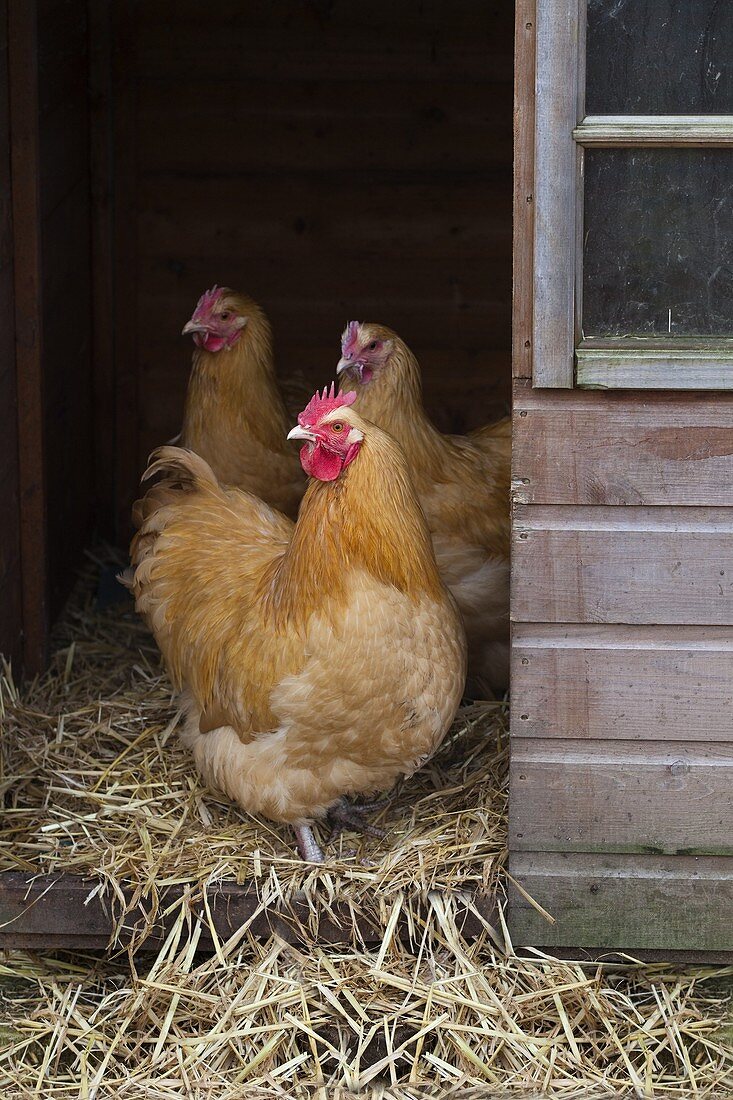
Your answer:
[508,852,733,952]
[8,0,48,674]
[531,0,581,387]
[510,738,733,855]
[576,339,733,390]
[0,0,23,667]
[512,378,733,506]
[512,505,733,625]
[512,623,733,742]
[0,872,497,951]
[575,115,733,146]
[117,0,513,491]
[512,0,535,380]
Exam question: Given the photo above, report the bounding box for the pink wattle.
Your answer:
[193,330,244,353]
[300,443,343,481]
[193,333,226,352]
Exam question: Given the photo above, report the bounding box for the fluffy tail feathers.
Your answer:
[119,447,216,594]
[131,445,220,528]
[124,447,224,625]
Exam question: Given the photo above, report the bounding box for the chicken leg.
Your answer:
[293,823,325,863]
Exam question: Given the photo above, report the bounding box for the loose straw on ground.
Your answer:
[0,552,731,1097]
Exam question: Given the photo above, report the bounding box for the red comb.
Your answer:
[298,384,357,427]
[193,285,226,317]
[341,320,361,351]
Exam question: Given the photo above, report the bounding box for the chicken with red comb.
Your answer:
[337,321,510,698]
[180,286,304,518]
[127,388,466,862]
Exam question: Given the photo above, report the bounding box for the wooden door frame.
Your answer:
[7,0,48,675]
[512,0,536,389]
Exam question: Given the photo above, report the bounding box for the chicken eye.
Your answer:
[368,341,377,350]
[220,311,231,321]
[331,422,345,433]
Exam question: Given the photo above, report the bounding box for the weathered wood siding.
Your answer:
[509,379,733,953]
[512,625,733,743]
[114,0,513,518]
[510,853,733,954]
[510,0,733,955]
[512,388,733,506]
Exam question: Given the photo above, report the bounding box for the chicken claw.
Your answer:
[293,823,325,864]
[327,797,390,841]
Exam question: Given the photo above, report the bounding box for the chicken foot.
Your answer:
[293,800,389,863]
[327,797,390,841]
[293,823,325,864]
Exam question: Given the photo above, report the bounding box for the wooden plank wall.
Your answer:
[117,0,513,509]
[0,0,23,668]
[37,0,94,619]
[509,380,733,953]
[510,0,733,955]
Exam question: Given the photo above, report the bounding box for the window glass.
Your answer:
[586,0,733,115]
[583,148,733,336]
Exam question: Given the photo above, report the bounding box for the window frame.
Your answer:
[533,0,733,389]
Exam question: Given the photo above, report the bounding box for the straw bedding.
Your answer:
[0,553,731,1098]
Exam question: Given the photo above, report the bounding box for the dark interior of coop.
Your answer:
[1,1,514,673]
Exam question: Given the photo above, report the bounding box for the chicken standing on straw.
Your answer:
[337,322,511,699]
[127,386,466,862]
[180,286,304,518]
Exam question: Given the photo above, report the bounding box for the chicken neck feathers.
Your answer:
[180,295,303,516]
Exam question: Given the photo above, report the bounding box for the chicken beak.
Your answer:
[182,319,208,336]
[337,357,364,382]
[287,425,317,443]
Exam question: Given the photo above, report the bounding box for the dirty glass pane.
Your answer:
[586,0,733,115]
[583,148,733,336]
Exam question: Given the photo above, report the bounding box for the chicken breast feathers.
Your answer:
[130,423,466,828]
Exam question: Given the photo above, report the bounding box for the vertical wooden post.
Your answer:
[0,0,23,669]
[512,0,536,382]
[531,0,582,388]
[88,0,116,539]
[7,0,47,674]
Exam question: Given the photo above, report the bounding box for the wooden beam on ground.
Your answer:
[1,872,730,963]
[0,872,499,952]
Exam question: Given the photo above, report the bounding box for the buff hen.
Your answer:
[337,321,510,697]
[128,386,466,861]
